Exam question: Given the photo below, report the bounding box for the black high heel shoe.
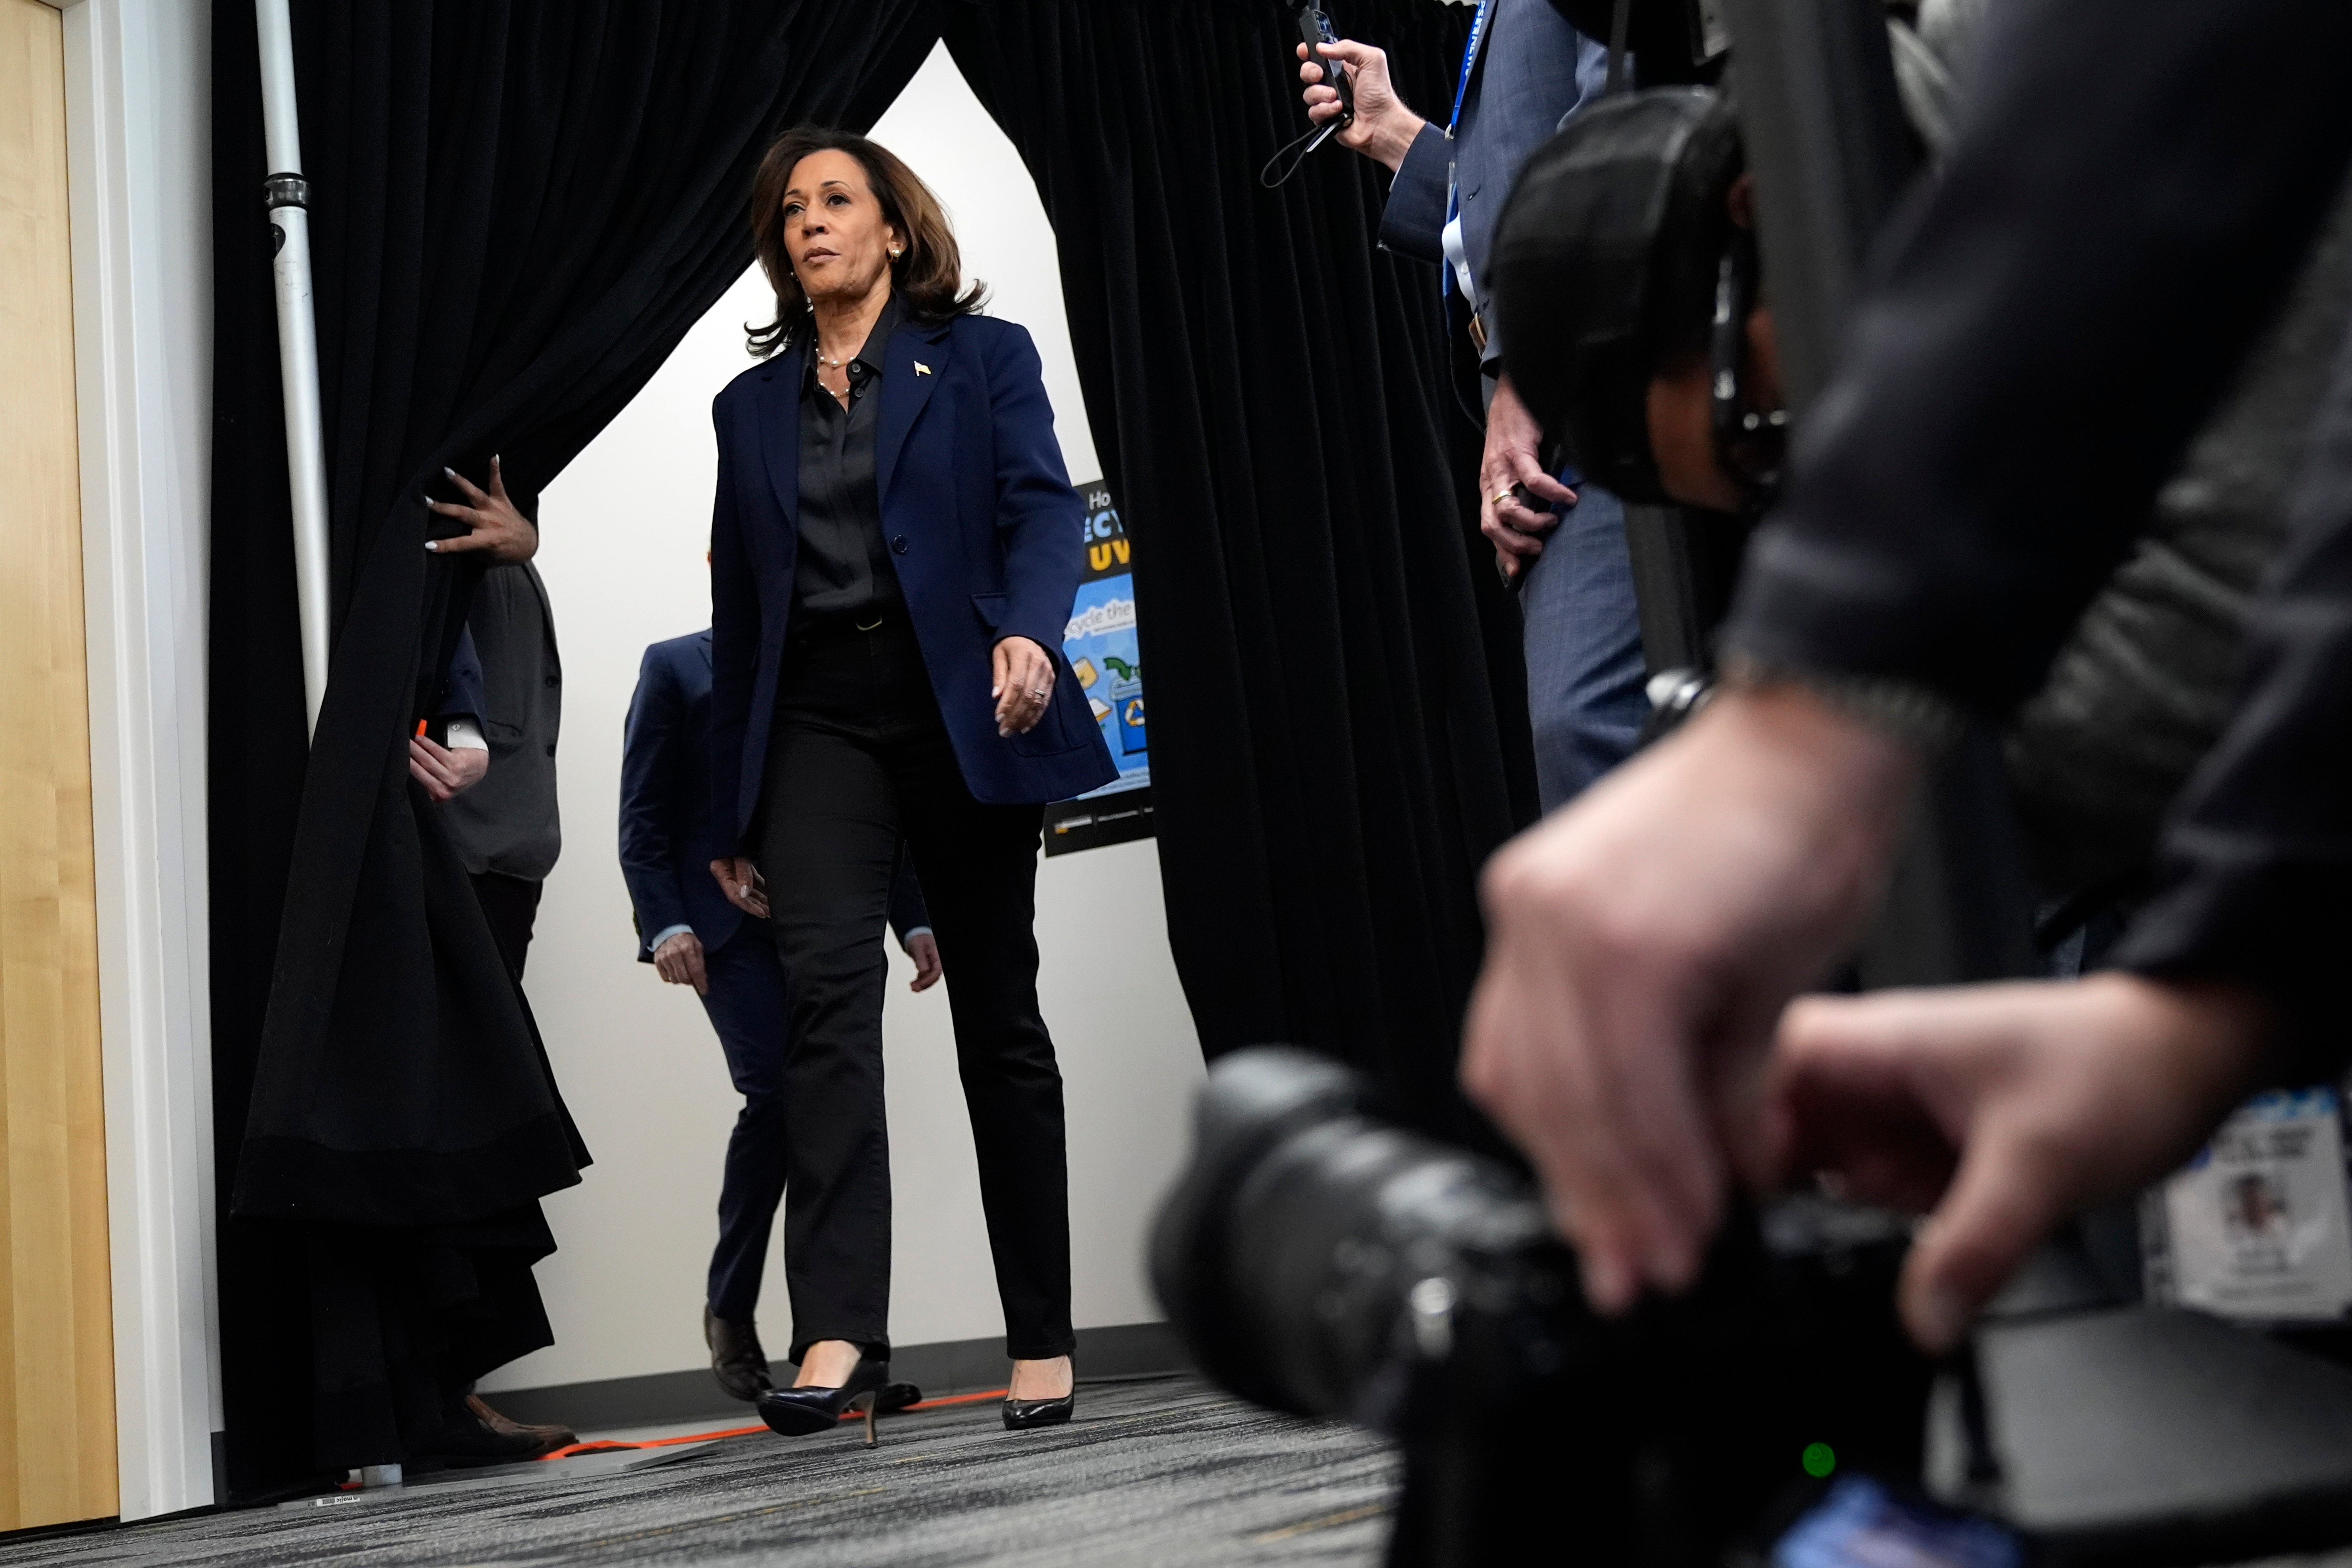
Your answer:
[757,1355,890,1447]
[1002,1392,1076,1431]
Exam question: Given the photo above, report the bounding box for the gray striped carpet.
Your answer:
[4,1379,1397,1567]
[14,1377,2352,1566]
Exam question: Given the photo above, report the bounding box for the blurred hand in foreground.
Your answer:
[1460,683,1922,1314]
[1772,973,2267,1352]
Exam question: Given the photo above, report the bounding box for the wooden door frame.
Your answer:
[53,0,220,1524]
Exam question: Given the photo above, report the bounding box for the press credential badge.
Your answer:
[2147,1087,2352,1321]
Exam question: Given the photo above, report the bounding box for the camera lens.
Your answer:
[1152,1048,1592,1431]
[1154,1046,1930,1477]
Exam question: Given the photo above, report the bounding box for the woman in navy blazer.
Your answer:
[705,126,1115,1441]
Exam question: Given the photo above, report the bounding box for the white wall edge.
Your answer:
[64,0,223,1521]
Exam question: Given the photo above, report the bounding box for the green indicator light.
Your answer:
[1801,1442,1836,1479]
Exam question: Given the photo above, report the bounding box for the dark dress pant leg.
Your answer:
[470,871,543,980]
[757,696,900,1364]
[892,721,1075,1362]
[1519,483,1648,811]
[697,930,792,1323]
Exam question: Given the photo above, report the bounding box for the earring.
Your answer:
[889,246,903,260]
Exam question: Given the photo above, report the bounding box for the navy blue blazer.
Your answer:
[621,629,929,961]
[708,312,1117,848]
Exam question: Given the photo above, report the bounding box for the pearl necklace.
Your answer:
[812,346,852,404]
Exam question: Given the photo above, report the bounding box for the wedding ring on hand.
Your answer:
[1491,487,1516,507]
[1028,687,1048,700]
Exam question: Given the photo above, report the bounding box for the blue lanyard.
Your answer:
[1440,0,1495,302]
[1450,0,1494,132]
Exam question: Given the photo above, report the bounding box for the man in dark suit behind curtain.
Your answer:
[622,627,939,1403]
[418,457,580,1456]
[428,458,565,980]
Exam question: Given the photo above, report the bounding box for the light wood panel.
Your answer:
[0,0,120,1532]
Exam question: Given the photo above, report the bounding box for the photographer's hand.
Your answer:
[1773,974,2266,1351]
[1481,375,1575,580]
[1460,684,1921,1314]
[1295,40,1425,172]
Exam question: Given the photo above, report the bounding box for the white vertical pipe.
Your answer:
[256,0,333,739]
[259,0,401,1492]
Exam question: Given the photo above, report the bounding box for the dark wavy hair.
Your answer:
[745,126,986,358]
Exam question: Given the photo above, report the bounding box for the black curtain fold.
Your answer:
[942,0,1522,1130]
[209,0,940,1491]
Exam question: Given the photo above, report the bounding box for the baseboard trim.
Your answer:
[484,1321,1187,1434]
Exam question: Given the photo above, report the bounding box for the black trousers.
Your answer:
[471,870,543,981]
[755,614,1074,1365]
[697,928,794,1322]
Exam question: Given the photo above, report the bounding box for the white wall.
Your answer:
[481,44,1202,1394]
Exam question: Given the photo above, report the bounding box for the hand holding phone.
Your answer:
[1298,6,1355,124]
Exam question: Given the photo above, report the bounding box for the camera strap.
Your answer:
[1259,119,1342,188]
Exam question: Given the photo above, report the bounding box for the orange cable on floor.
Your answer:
[536,1387,1013,1460]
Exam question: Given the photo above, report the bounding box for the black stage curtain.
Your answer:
[944,0,1525,1129]
[208,0,937,1491]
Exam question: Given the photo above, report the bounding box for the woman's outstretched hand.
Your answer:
[992,636,1056,737]
[427,454,538,563]
[710,856,770,919]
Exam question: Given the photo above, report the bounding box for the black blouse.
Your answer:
[793,292,908,631]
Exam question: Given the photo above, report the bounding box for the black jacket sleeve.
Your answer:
[887,851,930,946]
[1721,0,2352,715]
[2111,335,2352,1081]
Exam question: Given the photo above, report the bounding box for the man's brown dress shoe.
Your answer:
[412,1393,571,1469]
[705,1305,774,1403]
[465,1394,575,1454]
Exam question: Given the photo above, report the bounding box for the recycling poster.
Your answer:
[1044,481,1153,856]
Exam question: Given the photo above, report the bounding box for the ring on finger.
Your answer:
[1491,487,1515,507]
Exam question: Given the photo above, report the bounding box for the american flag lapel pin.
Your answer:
[914,360,932,377]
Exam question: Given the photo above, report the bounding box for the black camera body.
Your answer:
[1154,1049,2352,1566]
[1489,87,1749,510]
[1151,1047,1933,1563]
